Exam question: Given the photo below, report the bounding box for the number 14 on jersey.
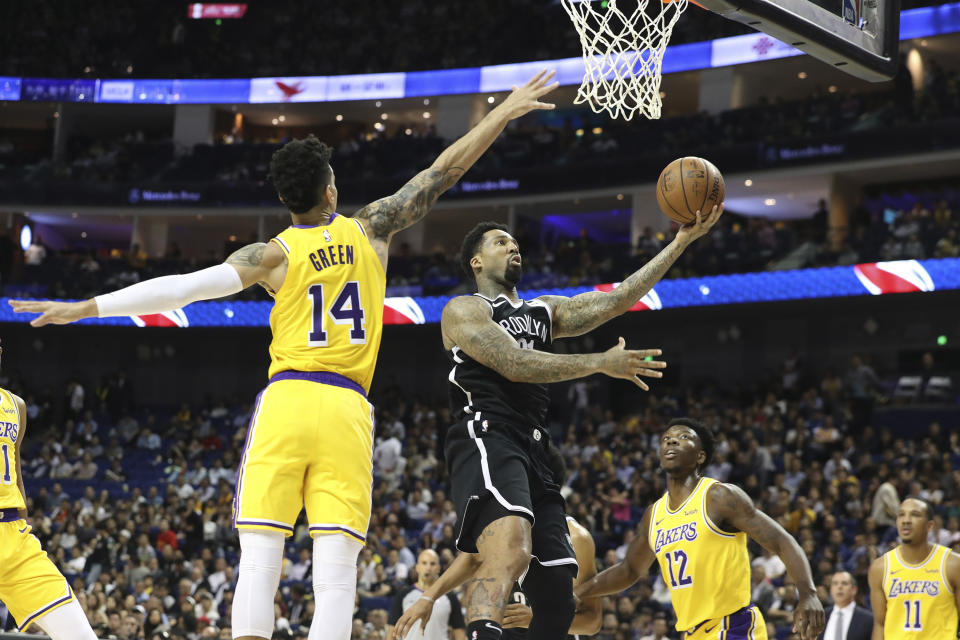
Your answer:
[307,282,367,346]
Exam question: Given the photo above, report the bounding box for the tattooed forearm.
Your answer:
[443,297,603,383]
[548,238,689,338]
[356,166,464,240]
[226,243,266,267]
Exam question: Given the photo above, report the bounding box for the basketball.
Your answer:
[656,157,726,225]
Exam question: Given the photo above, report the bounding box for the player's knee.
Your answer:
[237,530,284,575]
[313,534,362,591]
[492,544,532,581]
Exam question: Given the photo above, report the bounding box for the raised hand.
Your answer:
[598,337,666,390]
[675,204,724,245]
[499,70,560,120]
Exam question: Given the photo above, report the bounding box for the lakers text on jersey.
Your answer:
[649,477,765,638]
[233,214,383,540]
[882,544,957,638]
[0,387,77,631]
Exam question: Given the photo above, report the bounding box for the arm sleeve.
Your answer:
[95,263,244,317]
[446,593,465,629]
[387,588,410,624]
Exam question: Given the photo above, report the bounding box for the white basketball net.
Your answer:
[561,0,690,120]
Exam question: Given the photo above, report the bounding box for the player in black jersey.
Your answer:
[436,209,722,640]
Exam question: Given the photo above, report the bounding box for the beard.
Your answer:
[503,263,523,286]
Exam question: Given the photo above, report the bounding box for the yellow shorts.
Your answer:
[685,605,767,640]
[233,373,374,543]
[0,518,75,631]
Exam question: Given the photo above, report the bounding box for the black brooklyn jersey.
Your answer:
[447,293,553,427]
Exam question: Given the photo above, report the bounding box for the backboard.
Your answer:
[698,0,901,81]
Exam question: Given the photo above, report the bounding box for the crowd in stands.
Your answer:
[0,347,957,639]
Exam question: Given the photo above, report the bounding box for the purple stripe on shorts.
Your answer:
[269,370,366,397]
[310,525,366,542]
[19,582,72,630]
[236,520,294,532]
[233,390,265,528]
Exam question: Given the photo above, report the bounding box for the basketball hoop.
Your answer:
[561,0,691,120]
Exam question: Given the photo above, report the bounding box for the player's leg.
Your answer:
[445,421,536,640]
[302,384,374,640]
[233,530,285,639]
[307,534,363,640]
[521,497,578,640]
[466,511,533,639]
[32,599,98,640]
[0,522,96,639]
[231,384,309,639]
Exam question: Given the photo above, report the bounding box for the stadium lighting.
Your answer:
[745,179,753,187]
[487,96,495,103]
[764,198,776,206]
[335,114,343,121]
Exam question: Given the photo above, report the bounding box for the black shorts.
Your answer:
[444,413,577,574]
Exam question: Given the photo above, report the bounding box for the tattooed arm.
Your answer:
[355,71,558,269]
[441,296,665,387]
[10,241,286,326]
[706,482,825,640]
[540,206,723,338]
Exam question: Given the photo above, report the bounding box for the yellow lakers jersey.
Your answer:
[0,387,24,511]
[648,477,752,632]
[267,214,386,392]
[882,544,957,638]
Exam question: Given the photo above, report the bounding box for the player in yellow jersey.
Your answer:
[575,419,825,639]
[10,71,560,640]
[0,344,97,639]
[868,497,960,639]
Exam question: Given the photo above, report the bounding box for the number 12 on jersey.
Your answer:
[665,549,693,589]
[308,282,367,346]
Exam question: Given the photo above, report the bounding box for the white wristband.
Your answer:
[419,595,435,603]
[95,263,244,317]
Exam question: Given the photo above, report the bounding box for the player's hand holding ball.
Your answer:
[656,157,725,245]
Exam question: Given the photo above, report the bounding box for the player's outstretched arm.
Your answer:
[355,70,559,247]
[705,482,825,640]
[540,205,723,338]
[574,507,657,600]
[391,553,482,639]
[867,556,886,640]
[9,242,285,327]
[442,296,666,387]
